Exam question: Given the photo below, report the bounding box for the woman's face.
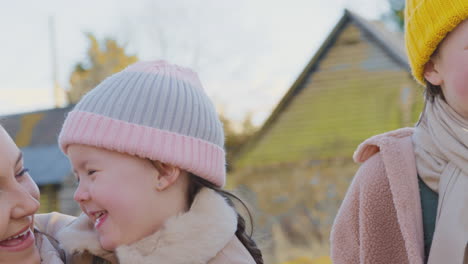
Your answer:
[0,127,40,264]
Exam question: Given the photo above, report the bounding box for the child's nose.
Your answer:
[74,182,90,202]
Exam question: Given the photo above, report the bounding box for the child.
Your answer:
[331,0,468,263]
[54,60,263,263]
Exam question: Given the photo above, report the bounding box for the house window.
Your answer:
[38,184,60,213]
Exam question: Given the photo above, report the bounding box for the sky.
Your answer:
[0,0,390,126]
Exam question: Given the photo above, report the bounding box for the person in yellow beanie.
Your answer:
[331,1,468,263]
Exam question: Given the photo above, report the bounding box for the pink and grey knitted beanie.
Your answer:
[59,61,226,187]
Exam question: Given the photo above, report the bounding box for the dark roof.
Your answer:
[1,106,74,185]
[22,145,72,185]
[0,106,73,147]
[349,10,407,67]
[233,9,409,165]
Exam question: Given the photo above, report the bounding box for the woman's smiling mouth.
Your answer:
[0,226,35,252]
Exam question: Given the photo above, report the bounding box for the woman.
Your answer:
[0,125,98,263]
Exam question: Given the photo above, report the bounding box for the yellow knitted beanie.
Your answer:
[404,0,468,85]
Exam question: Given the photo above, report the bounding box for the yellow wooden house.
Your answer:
[231,10,424,263]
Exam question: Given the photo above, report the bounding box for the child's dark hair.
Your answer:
[424,81,444,102]
[187,173,264,264]
[418,81,444,126]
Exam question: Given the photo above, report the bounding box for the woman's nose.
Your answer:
[11,186,40,219]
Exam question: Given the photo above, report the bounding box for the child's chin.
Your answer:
[99,236,117,251]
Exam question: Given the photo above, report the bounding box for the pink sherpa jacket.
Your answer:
[331,128,425,264]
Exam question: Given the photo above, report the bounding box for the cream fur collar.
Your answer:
[57,188,238,263]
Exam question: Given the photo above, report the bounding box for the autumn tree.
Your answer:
[67,33,138,103]
[220,112,258,171]
[383,0,405,31]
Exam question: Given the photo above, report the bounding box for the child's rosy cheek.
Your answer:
[450,65,468,96]
[454,76,468,98]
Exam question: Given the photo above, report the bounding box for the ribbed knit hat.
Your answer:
[59,61,226,187]
[404,0,468,85]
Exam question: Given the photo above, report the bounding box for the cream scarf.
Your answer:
[412,96,468,263]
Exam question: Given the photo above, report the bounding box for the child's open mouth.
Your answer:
[0,227,34,252]
[93,211,108,229]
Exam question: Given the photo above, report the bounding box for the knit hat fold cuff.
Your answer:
[59,111,226,187]
[404,0,468,84]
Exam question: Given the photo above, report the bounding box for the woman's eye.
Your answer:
[16,168,29,178]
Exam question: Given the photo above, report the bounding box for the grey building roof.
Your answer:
[1,106,74,146]
[22,145,72,185]
[1,106,74,185]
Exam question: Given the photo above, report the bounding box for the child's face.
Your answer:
[0,127,40,263]
[426,19,468,117]
[68,144,168,251]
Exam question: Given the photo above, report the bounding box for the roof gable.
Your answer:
[234,10,421,169]
[1,106,73,147]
